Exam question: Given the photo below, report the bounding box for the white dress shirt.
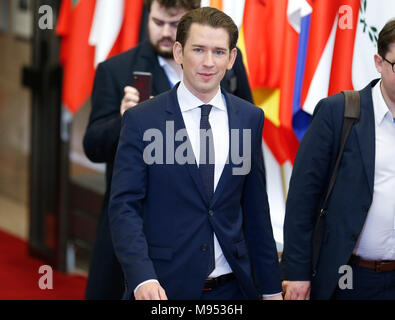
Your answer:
[158,56,181,87]
[353,80,395,260]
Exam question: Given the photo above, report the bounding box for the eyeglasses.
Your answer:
[382,56,395,73]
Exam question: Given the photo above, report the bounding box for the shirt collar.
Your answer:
[157,56,182,86]
[177,80,226,113]
[372,80,393,126]
[157,56,167,68]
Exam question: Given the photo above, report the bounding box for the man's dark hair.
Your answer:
[144,0,200,12]
[176,7,238,50]
[378,19,395,59]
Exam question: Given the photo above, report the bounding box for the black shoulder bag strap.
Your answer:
[311,90,361,276]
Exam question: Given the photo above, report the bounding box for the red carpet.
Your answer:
[0,229,87,300]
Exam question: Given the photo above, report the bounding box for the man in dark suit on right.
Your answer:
[281,19,395,300]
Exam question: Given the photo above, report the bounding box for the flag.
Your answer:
[240,0,290,165]
[237,0,314,247]
[240,0,314,167]
[241,0,287,90]
[237,0,302,247]
[286,0,313,141]
[300,0,395,119]
[350,0,395,90]
[89,0,144,67]
[300,0,353,116]
[208,0,222,10]
[56,0,144,113]
[56,0,97,113]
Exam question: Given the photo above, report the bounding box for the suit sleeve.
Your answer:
[83,62,123,163]
[108,109,157,291]
[242,109,282,295]
[281,97,341,281]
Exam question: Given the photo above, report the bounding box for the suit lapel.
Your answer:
[211,91,241,207]
[354,80,377,195]
[165,85,210,206]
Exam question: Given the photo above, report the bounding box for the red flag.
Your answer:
[56,0,144,113]
[241,0,299,165]
[242,0,288,89]
[328,0,360,95]
[300,0,361,115]
[275,5,301,165]
[300,0,340,107]
[107,0,144,59]
[56,0,97,113]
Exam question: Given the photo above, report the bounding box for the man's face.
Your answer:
[147,1,188,58]
[374,42,395,105]
[173,23,237,102]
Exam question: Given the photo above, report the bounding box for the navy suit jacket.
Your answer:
[281,80,379,299]
[108,84,281,300]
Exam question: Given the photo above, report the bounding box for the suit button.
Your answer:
[201,244,208,251]
[351,234,358,241]
[208,210,214,216]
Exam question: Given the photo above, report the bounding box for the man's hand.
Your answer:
[120,86,140,116]
[135,282,168,300]
[262,293,283,300]
[282,281,311,300]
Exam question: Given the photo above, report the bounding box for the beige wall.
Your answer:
[0,33,31,204]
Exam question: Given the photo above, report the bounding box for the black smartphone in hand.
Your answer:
[132,71,152,102]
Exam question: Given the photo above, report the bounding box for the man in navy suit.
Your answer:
[108,7,282,300]
[83,0,253,299]
[281,19,395,300]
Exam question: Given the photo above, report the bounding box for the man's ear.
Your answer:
[374,54,383,74]
[173,41,183,65]
[227,47,237,70]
